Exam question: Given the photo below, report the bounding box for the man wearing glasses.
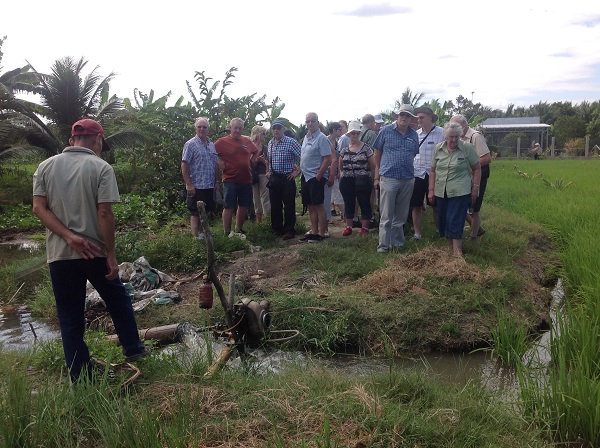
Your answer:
[181,117,219,239]
[299,112,332,242]
[372,104,420,253]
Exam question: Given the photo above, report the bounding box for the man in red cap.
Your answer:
[33,118,147,382]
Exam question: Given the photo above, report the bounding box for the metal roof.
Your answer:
[479,116,550,132]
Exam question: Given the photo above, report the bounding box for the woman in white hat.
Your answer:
[338,121,376,236]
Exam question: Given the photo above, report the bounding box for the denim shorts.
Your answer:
[223,182,253,209]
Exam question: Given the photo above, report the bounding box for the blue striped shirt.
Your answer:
[181,136,218,189]
[267,136,301,175]
[373,123,420,179]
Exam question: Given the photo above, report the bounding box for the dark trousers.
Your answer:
[49,258,144,380]
[339,177,373,220]
[269,176,297,234]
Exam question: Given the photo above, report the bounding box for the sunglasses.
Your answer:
[349,131,361,136]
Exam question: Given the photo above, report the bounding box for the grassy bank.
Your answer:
[1,342,545,447]
[487,159,600,446]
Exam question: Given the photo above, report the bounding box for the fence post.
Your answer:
[516,137,521,158]
[551,137,555,157]
[585,135,590,157]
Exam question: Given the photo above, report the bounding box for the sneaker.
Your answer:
[411,234,422,241]
[235,228,246,235]
[124,347,150,363]
[360,228,369,235]
[282,231,295,240]
[377,247,388,253]
[307,234,323,243]
[299,233,314,242]
[342,227,353,236]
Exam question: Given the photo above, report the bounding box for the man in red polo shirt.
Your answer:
[215,118,259,235]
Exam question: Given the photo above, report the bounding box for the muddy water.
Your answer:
[0,305,60,351]
[0,240,60,350]
[172,326,520,395]
[0,240,560,394]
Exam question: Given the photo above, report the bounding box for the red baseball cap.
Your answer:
[71,118,111,152]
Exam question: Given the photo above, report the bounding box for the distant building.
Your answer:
[478,117,551,153]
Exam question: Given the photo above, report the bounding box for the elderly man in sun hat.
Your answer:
[33,118,147,381]
[410,106,445,240]
[372,104,420,253]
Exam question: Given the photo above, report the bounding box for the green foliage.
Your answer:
[484,306,530,366]
[552,114,586,148]
[563,137,586,156]
[113,190,184,228]
[186,67,286,140]
[0,204,40,230]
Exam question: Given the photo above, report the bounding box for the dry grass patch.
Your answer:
[357,246,504,299]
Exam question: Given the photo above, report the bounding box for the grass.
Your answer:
[3,158,598,446]
[490,159,600,446]
[1,339,547,448]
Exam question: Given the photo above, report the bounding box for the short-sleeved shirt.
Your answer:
[267,136,301,175]
[32,146,120,263]
[414,125,444,179]
[372,123,420,179]
[431,140,480,198]
[214,135,258,184]
[339,144,374,178]
[181,136,218,189]
[337,134,350,155]
[462,128,491,159]
[300,130,331,181]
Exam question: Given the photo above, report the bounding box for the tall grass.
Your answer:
[489,160,600,446]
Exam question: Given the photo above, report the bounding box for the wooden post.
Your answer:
[585,135,590,157]
[551,137,555,157]
[516,137,521,158]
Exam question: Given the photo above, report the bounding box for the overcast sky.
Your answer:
[3,0,600,126]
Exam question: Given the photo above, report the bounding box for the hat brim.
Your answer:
[393,111,417,118]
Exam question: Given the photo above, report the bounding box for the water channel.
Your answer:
[0,239,561,397]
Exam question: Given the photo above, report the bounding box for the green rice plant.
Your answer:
[541,177,573,190]
[0,363,33,447]
[517,170,542,180]
[488,307,530,366]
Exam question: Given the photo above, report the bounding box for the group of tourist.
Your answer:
[31,106,491,381]
[180,107,492,257]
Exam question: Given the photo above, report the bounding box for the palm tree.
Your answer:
[1,37,58,159]
[28,56,122,145]
[395,87,425,108]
